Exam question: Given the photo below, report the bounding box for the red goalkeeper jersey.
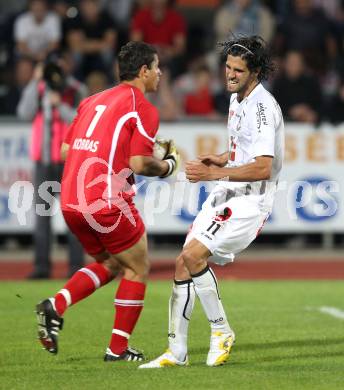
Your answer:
[60,83,159,214]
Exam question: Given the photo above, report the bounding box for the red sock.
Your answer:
[54,262,113,317]
[109,278,146,355]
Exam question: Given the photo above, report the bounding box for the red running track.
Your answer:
[1,259,344,280]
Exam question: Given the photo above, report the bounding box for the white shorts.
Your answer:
[184,185,270,265]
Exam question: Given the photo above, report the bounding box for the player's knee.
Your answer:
[102,258,121,277]
[141,257,150,276]
[180,249,203,273]
[175,254,191,280]
[175,254,185,268]
[132,256,150,279]
[123,258,150,282]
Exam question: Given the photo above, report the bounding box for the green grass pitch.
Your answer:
[1,280,344,390]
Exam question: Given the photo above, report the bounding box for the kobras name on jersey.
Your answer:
[72,138,99,152]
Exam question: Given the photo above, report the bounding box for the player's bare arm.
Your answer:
[186,155,273,183]
[129,138,180,178]
[60,142,70,161]
[198,152,228,167]
[130,155,169,177]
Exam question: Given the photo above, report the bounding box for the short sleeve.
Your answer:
[14,16,26,41]
[130,104,159,157]
[250,101,276,158]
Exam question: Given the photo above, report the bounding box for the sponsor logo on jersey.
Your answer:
[214,207,232,222]
[201,232,213,241]
[236,115,242,131]
[256,102,268,130]
[228,110,235,126]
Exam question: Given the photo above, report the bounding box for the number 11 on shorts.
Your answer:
[207,221,221,235]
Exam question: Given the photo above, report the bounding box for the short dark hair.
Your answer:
[118,41,158,82]
[219,34,275,81]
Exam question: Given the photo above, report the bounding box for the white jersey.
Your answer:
[185,84,284,264]
[218,83,284,212]
[14,12,61,55]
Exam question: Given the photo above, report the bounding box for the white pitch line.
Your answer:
[318,306,344,320]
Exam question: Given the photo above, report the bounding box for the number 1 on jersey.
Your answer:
[86,105,107,138]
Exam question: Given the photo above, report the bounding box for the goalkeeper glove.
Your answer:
[156,139,180,178]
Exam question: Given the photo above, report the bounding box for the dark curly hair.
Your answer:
[118,41,157,81]
[219,34,275,81]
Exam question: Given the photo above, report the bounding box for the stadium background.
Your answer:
[1,2,344,389]
[0,0,343,277]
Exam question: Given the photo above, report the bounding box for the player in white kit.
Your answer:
[140,35,284,368]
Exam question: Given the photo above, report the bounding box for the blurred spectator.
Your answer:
[14,0,61,62]
[274,0,338,73]
[312,0,343,20]
[52,0,78,50]
[176,0,221,56]
[85,70,109,95]
[214,0,275,44]
[130,0,187,79]
[173,59,221,118]
[53,0,70,16]
[0,1,29,62]
[65,0,117,81]
[148,69,180,121]
[326,78,344,124]
[100,0,135,27]
[177,0,220,5]
[184,64,217,117]
[0,0,26,17]
[213,87,231,117]
[312,1,344,65]
[100,0,136,46]
[271,50,323,124]
[17,55,87,279]
[172,56,217,111]
[263,0,290,22]
[213,62,231,117]
[0,57,34,115]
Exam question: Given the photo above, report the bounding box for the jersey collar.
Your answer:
[235,83,263,104]
[244,83,263,101]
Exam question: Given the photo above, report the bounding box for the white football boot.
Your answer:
[138,349,188,369]
[206,331,235,367]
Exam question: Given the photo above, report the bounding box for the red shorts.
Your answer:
[62,207,145,256]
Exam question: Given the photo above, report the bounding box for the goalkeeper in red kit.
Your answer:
[35,41,179,362]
